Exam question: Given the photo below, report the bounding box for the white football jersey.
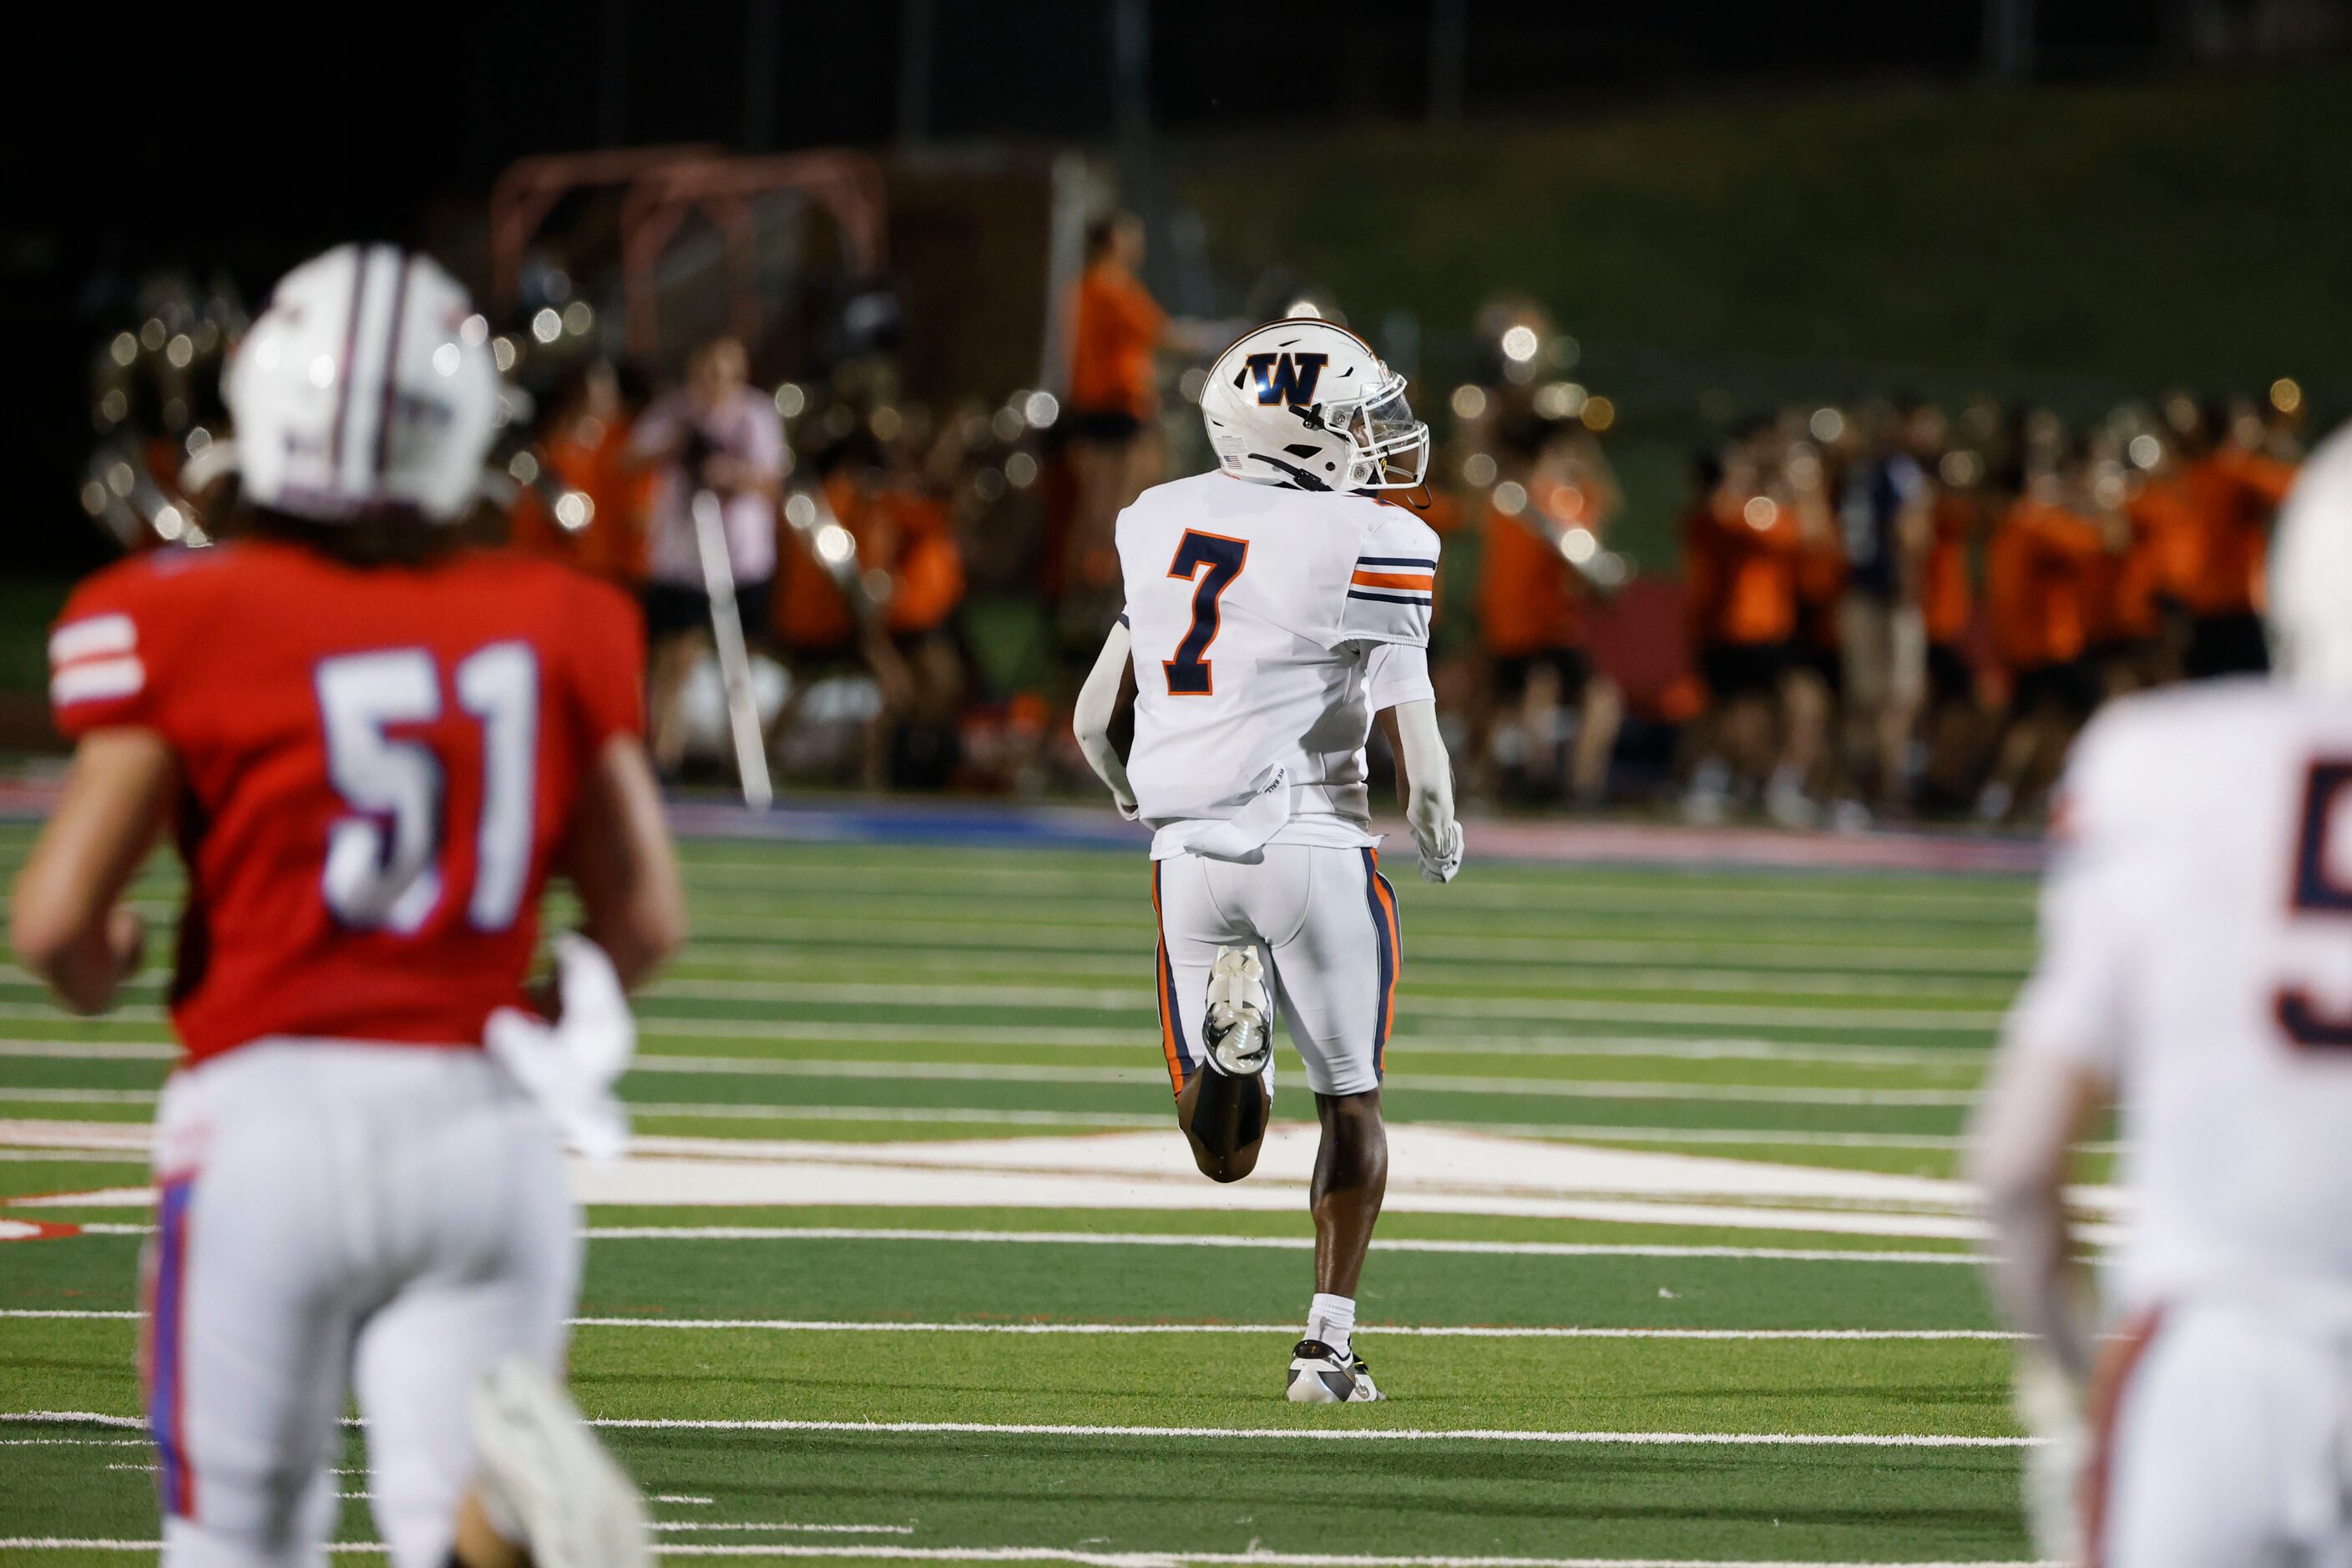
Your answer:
[2010,679,2352,1318]
[1116,471,1439,857]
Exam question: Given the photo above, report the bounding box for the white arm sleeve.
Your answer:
[1072,621,1137,818]
[1364,640,1436,711]
[1390,691,1460,884]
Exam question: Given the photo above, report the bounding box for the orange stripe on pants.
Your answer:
[1150,862,1186,1095]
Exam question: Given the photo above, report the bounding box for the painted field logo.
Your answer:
[1244,352,1328,407]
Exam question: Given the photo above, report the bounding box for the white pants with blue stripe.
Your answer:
[144,1041,577,1568]
[1150,843,1401,1099]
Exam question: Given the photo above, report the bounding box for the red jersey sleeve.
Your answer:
[48,555,202,741]
[564,573,646,750]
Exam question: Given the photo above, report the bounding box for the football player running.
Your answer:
[1073,319,1462,1403]
[13,245,686,1568]
[1972,422,2352,1565]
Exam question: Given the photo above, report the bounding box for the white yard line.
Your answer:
[0,1438,149,1448]
[0,1308,2016,1338]
[0,1408,2045,1448]
[0,1041,177,1061]
[653,1523,917,1535]
[665,953,2015,1002]
[664,1555,2055,1568]
[0,1019,1999,1068]
[0,1089,157,1105]
[566,1318,2012,1341]
[621,1106,2011,1151]
[634,979,2000,1032]
[576,1226,1985,1263]
[0,1221,1992,1262]
[586,1416,2037,1448]
[626,1018,1995,1070]
[682,919,2032,974]
[633,1104,1168,1129]
[0,1003,165,1023]
[4,1121,2091,1242]
[619,1056,1983,1108]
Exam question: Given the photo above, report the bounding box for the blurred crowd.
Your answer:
[79,235,2314,828]
[1661,387,2306,827]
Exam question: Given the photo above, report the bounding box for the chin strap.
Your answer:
[1252,454,1333,491]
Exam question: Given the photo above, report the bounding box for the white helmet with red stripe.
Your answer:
[1200,318,1429,493]
[225,244,500,524]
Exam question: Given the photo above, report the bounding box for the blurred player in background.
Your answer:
[629,335,787,777]
[1073,318,1461,1403]
[1971,423,2352,1565]
[13,245,686,1568]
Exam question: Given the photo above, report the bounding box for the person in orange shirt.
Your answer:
[1062,212,1170,615]
[1476,417,1621,807]
[1976,455,2120,821]
[1913,452,2003,816]
[2117,436,2201,689]
[775,435,969,787]
[1680,425,1835,826]
[1922,481,1977,708]
[2177,402,2299,678]
[507,361,649,587]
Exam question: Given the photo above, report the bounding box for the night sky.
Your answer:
[0,0,2258,572]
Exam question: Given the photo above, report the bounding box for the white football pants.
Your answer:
[144,1040,578,1568]
[1149,843,1400,1098]
[2097,1299,2352,1568]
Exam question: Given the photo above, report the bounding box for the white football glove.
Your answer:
[485,933,636,1162]
[1416,817,1464,884]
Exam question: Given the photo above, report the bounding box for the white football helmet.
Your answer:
[1200,319,1429,492]
[2266,422,2347,690]
[225,244,500,523]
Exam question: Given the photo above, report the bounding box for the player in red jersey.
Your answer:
[12,245,685,1568]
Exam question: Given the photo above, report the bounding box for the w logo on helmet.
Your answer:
[1244,352,1328,407]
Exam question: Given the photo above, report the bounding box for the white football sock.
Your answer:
[1308,1292,1356,1358]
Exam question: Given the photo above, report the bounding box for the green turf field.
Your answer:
[0,822,2061,1565]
